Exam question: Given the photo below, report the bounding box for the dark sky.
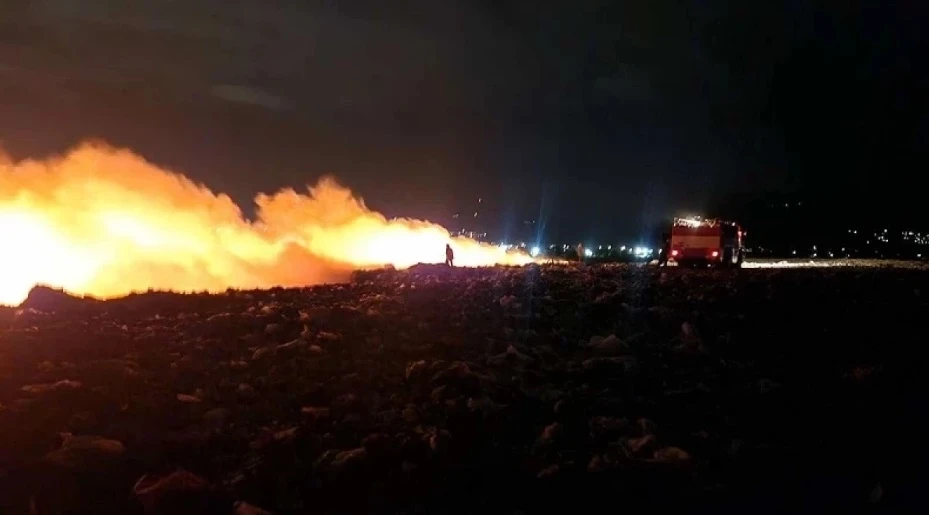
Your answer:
[2,1,926,242]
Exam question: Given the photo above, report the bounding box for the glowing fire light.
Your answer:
[0,142,533,305]
[675,217,704,228]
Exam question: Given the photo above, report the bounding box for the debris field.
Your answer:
[1,263,927,514]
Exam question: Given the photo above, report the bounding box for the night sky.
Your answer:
[2,1,926,242]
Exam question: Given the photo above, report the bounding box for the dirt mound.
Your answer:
[17,285,98,312]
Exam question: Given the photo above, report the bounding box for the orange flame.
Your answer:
[0,142,532,305]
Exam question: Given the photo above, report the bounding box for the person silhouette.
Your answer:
[445,244,455,266]
[658,233,671,267]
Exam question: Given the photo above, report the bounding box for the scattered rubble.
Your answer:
[45,434,126,468]
[1,264,926,513]
[21,379,82,394]
[132,469,211,514]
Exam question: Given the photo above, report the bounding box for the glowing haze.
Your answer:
[0,142,531,306]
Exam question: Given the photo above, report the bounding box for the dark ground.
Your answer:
[1,264,927,514]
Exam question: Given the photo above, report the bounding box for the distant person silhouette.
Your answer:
[576,243,585,262]
[658,233,671,267]
[445,244,455,266]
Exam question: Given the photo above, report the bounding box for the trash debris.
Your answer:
[237,383,256,399]
[488,345,534,365]
[234,501,274,515]
[652,446,691,462]
[45,434,126,468]
[132,469,209,514]
[250,426,297,450]
[405,360,428,381]
[586,334,629,355]
[317,331,341,342]
[0,263,919,513]
[330,447,367,470]
[276,338,307,352]
[427,429,451,453]
[538,422,562,444]
[300,406,331,420]
[499,295,519,308]
[36,360,56,373]
[21,379,82,394]
[625,434,657,456]
[537,464,560,479]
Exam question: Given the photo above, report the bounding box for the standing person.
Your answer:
[658,233,671,267]
[445,243,455,266]
[576,243,585,263]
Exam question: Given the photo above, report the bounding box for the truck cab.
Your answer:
[669,217,743,268]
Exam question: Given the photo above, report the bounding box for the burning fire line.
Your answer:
[0,142,532,306]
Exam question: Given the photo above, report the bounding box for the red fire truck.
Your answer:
[669,217,744,267]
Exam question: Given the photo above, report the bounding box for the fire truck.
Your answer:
[669,217,744,268]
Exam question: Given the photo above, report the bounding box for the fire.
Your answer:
[0,142,532,305]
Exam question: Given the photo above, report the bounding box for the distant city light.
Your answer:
[620,246,626,251]
[584,248,593,257]
[530,246,541,257]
